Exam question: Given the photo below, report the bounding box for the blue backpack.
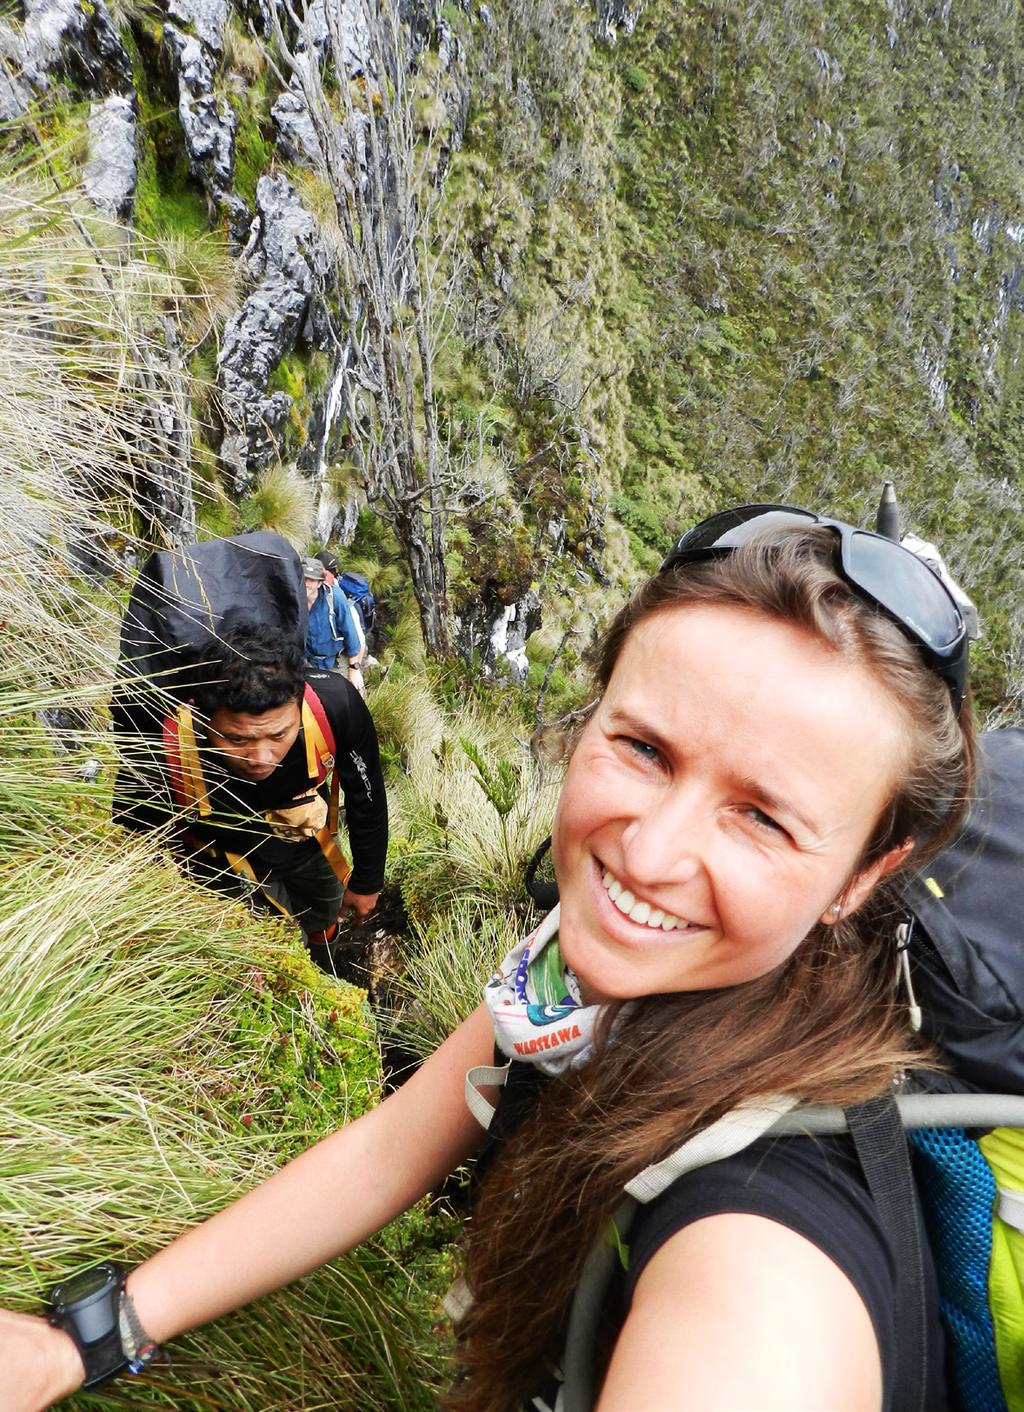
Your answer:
[337,571,376,634]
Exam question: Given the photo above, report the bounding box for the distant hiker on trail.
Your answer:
[112,622,387,972]
[302,558,366,695]
[316,549,378,646]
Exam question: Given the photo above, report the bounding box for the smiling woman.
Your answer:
[454,515,974,1412]
[554,603,911,1002]
[4,508,975,1412]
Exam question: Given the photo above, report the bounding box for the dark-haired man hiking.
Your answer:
[113,623,387,972]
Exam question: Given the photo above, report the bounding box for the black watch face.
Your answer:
[54,1264,118,1307]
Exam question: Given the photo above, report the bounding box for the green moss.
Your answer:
[262,349,332,458]
[134,105,210,240]
[193,435,239,536]
[268,352,307,402]
[227,78,275,207]
[12,98,90,186]
[221,942,381,1153]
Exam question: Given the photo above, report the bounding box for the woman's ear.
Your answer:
[820,838,915,926]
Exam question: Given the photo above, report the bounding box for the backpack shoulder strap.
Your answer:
[164,705,212,816]
[162,712,186,807]
[624,1095,799,1201]
[847,1094,927,1412]
[302,683,337,766]
[300,684,350,889]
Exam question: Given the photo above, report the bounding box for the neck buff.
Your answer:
[483,905,607,1075]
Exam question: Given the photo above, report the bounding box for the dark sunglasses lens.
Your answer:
[846,532,963,651]
[668,505,816,559]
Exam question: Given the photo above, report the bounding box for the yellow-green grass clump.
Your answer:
[0,829,453,1409]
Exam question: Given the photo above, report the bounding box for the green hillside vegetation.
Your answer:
[20,0,1018,710]
[437,0,1024,714]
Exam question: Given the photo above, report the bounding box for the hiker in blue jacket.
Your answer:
[6,506,975,1411]
[302,557,366,694]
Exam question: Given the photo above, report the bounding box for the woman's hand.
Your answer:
[0,1308,84,1411]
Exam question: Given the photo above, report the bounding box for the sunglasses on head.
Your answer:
[660,504,969,714]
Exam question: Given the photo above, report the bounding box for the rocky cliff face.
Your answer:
[2,0,1023,703]
[0,0,469,506]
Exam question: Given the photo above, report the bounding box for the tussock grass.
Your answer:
[0,832,450,1408]
[223,21,269,81]
[384,895,524,1060]
[150,230,242,346]
[387,688,560,926]
[241,463,315,544]
[379,599,427,671]
[367,670,446,775]
[0,157,453,1407]
[380,685,560,1060]
[0,180,170,695]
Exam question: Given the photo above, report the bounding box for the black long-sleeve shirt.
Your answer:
[113,671,388,895]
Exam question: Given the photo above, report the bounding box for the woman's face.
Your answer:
[552,603,912,1003]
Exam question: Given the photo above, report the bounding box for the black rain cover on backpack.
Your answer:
[906,727,1024,1094]
[113,531,307,733]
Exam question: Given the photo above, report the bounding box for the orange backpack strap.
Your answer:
[163,705,211,816]
[302,684,337,764]
[162,712,186,807]
[301,685,351,888]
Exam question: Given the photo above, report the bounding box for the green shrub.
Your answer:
[623,62,649,93]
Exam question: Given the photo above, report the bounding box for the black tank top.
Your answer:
[622,1132,950,1410]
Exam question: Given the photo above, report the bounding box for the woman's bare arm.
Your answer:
[597,1212,882,1411]
[8,1003,496,1410]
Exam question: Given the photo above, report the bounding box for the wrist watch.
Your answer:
[47,1262,162,1388]
[47,1262,127,1388]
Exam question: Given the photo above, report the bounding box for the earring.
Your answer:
[831,902,842,917]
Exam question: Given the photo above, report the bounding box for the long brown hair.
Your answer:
[446,526,976,1412]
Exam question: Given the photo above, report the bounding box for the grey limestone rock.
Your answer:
[83,95,138,219]
[595,0,642,43]
[28,0,131,90]
[271,78,368,175]
[430,15,470,175]
[162,0,250,232]
[166,0,229,56]
[489,587,541,682]
[0,0,131,105]
[457,585,542,681]
[164,23,237,203]
[270,0,376,173]
[271,87,324,166]
[297,0,374,73]
[217,175,333,490]
[314,479,362,545]
[133,317,198,547]
[0,27,31,118]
